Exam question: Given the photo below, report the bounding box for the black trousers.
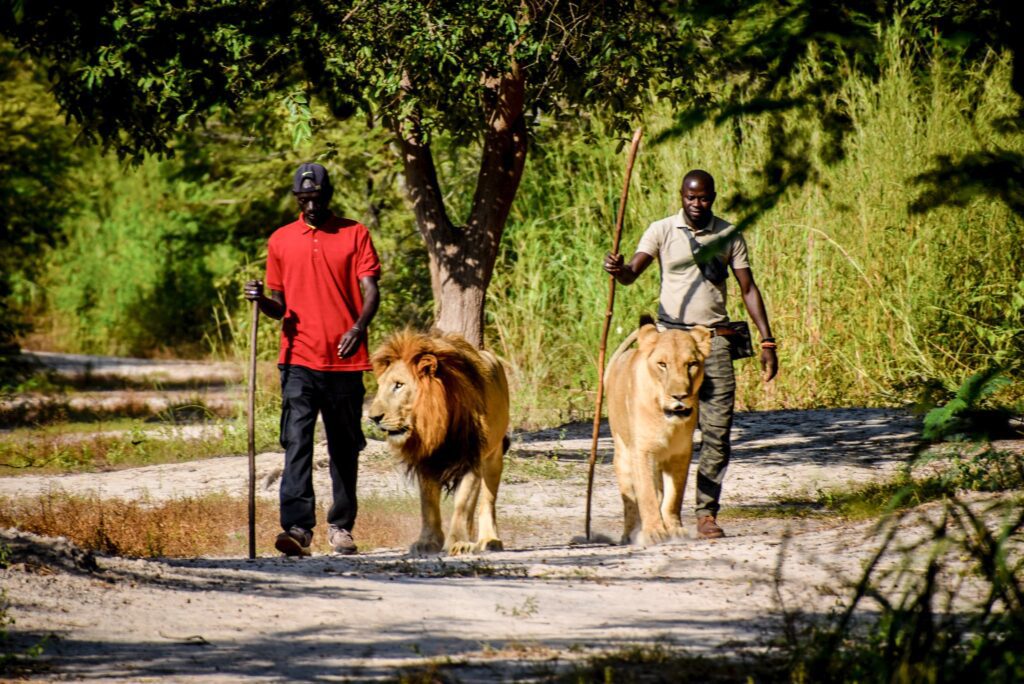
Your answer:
[278,365,366,534]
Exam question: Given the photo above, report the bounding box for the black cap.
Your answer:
[292,163,332,194]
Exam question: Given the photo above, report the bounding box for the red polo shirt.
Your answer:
[265,214,381,371]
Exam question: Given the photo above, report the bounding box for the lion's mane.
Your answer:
[371,330,489,489]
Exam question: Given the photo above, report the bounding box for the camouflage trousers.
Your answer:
[695,335,736,518]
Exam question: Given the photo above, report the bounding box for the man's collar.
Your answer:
[300,212,336,233]
[675,209,715,235]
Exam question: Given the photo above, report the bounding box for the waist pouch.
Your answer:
[723,321,754,360]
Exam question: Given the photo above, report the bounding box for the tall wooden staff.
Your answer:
[585,127,643,540]
[247,300,259,560]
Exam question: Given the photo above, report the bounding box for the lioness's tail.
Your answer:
[604,314,655,382]
[502,434,511,455]
[604,329,639,382]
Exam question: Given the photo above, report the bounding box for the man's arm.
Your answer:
[337,275,380,359]
[603,252,654,285]
[243,280,286,320]
[732,267,778,382]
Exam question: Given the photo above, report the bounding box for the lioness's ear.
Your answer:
[637,320,659,351]
[689,325,713,358]
[416,353,438,377]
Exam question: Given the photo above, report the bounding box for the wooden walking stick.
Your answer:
[247,299,259,560]
[585,127,643,540]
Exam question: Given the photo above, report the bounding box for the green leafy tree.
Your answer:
[0,39,78,381]
[2,1,688,346]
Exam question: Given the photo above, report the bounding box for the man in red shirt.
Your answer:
[244,162,381,556]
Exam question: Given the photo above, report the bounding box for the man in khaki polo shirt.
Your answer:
[603,169,778,539]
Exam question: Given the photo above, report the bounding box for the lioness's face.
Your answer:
[640,328,710,422]
[368,361,419,447]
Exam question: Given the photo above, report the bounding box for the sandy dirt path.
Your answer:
[0,408,929,681]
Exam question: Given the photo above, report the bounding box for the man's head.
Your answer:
[292,162,333,227]
[679,169,716,229]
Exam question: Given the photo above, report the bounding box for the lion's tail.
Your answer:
[604,329,639,383]
[502,434,511,455]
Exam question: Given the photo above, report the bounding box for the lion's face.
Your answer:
[637,325,712,422]
[368,359,422,448]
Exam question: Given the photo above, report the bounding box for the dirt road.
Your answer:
[0,408,928,681]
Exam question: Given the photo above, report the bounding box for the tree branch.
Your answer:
[466,62,527,285]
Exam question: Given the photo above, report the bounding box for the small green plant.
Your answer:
[556,642,782,682]
[496,595,539,618]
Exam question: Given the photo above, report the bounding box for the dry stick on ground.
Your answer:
[247,300,259,560]
[585,127,643,540]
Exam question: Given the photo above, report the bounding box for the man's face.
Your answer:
[681,179,715,228]
[295,190,330,227]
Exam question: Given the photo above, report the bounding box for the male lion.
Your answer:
[368,330,510,555]
[605,315,712,545]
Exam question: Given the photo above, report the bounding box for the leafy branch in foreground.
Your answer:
[922,368,1016,443]
[788,496,1024,683]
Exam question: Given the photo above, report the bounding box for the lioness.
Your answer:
[369,330,510,555]
[605,315,712,545]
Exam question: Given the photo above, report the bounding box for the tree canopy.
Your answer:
[3,0,695,345]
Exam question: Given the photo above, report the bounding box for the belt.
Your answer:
[659,318,739,337]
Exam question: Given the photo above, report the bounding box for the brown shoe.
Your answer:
[275,526,312,557]
[697,515,725,539]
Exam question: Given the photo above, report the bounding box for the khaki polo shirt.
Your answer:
[636,210,750,326]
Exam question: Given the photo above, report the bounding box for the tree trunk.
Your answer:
[394,65,527,348]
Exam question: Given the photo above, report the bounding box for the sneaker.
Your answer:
[328,525,357,555]
[697,515,725,540]
[275,526,312,557]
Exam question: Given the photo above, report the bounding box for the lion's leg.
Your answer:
[632,450,669,546]
[411,476,445,555]
[661,459,690,538]
[614,441,640,544]
[474,447,504,552]
[446,471,481,556]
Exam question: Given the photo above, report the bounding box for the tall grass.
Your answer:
[490,37,1024,425]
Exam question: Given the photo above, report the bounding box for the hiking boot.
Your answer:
[328,525,357,555]
[697,515,725,540]
[275,526,312,557]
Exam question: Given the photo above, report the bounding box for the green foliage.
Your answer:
[923,369,1013,442]
[2,1,697,347]
[788,497,1024,683]
[816,445,1024,519]
[923,446,1024,493]
[41,155,224,355]
[0,6,1021,427]
[490,31,1024,421]
[3,2,686,155]
[0,39,78,380]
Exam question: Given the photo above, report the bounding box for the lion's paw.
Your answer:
[446,541,476,556]
[409,539,443,555]
[665,524,686,540]
[637,526,669,546]
[478,538,504,552]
